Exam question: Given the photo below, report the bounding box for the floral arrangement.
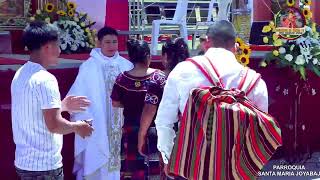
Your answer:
[29,1,96,53]
[235,37,252,66]
[261,0,320,80]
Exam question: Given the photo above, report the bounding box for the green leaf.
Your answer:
[299,66,306,80]
[312,66,320,77]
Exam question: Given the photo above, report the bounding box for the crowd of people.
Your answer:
[11,19,280,180]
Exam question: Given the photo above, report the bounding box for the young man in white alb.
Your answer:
[68,26,133,180]
[11,21,94,180]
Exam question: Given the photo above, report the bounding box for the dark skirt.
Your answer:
[121,121,160,180]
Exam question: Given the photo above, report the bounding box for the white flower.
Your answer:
[313,58,318,65]
[71,44,78,51]
[275,85,281,92]
[295,55,305,65]
[60,43,67,50]
[290,44,295,51]
[279,47,286,54]
[306,27,312,32]
[81,42,85,47]
[285,54,293,62]
[283,89,289,96]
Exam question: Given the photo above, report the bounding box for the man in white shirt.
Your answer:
[155,20,268,177]
[11,21,94,180]
[68,26,133,180]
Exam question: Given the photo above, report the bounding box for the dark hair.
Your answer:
[162,37,190,71]
[127,39,150,64]
[97,26,118,41]
[206,20,236,49]
[22,21,59,51]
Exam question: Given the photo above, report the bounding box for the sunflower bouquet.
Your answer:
[262,0,320,80]
[235,37,252,66]
[29,1,96,53]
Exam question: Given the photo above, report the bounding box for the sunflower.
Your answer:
[235,37,244,49]
[286,0,295,7]
[67,2,77,10]
[57,10,67,16]
[68,10,75,17]
[303,0,312,6]
[242,45,252,56]
[262,25,272,33]
[303,8,312,19]
[45,3,54,13]
[238,55,250,66]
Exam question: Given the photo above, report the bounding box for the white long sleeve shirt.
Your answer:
[155,48,268,164]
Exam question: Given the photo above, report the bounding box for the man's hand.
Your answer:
[137,130,147,157]
[74,120,94,138]
[62,95,91,113]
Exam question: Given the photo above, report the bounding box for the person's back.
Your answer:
[12,61,63,170]
[155,20,270,179]
[167,47,268,114]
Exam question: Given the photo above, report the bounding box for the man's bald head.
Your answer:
[206,20,236,50]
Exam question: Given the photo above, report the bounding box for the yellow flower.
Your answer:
[273,50,279,56]
[57,10,67,16]
[80,22,85,27]
[273,33,279,41]
[92,29,97,34]
[303,8,312,19]
[29,16,35,21]
[68,10,75,17]
[36,9,41,15]
[45,3,54,13]
[85,28,90,33]
[286,0,295,7]
[303,0,312,5]
[242,45,252,56]
[262,25,272,33]
[238,54,250,66]
[45,17,50,23]
[273,39,283,47]
[67,2,77,10]
[263,37,269,44]
[236,37,244,49]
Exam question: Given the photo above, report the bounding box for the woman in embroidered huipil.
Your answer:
[111,39,166,179]
[137,38,190,179]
